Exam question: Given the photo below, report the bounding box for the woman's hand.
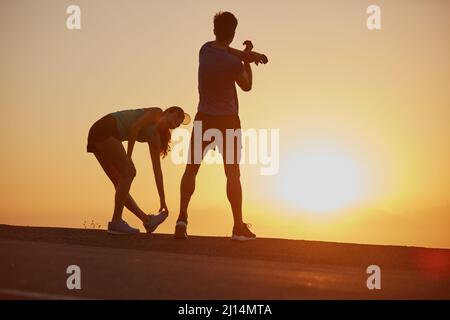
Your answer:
[159,200,169,214]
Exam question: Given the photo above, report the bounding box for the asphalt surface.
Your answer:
[0,224,449,299]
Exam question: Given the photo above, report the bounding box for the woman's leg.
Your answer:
[93,151,148,223]
[124,195,147,222]
[93,137,136,223]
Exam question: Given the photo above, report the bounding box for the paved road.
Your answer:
[0,225,449,299]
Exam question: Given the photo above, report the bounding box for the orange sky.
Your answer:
[0,0,449,248]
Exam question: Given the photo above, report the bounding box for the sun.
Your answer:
[278,146,364,213]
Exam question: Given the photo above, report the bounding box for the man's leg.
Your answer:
[174,163,201,239]
[224,164,243,227]
[177,113,207,224]
[222,123,255,240]
[224,162,255,240]
[178,163,201,223]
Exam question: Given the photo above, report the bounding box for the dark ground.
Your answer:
[0,224,449,299]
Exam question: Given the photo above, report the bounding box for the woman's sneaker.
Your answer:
[144,211,168,234]
[107,220,140,235]
[174,220,188,240]
[231,223,256,241]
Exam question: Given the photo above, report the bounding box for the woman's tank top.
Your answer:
[111,108,158,142]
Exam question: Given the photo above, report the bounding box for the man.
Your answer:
[175,11,268,240]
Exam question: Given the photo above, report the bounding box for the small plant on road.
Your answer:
[82,220,102,230]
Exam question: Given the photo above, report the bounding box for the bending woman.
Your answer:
[87,106,190,235]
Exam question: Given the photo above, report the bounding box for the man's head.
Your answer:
[213,11,238,44]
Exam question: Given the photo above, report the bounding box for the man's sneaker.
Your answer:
[107,220,140,235]
[231,223,256,241]
[144,210,168,234]
[174,220,188,240]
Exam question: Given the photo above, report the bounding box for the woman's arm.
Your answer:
[148,135,168,212]
[127,108,162,158]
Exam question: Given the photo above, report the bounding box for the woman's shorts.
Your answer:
[86,114,119,153]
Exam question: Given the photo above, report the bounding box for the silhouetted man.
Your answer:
[175,11,268,240]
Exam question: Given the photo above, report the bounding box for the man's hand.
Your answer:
[241,41,268,65]
[243,40,254,52]
[242,51,268,65]
[250,52,268,65]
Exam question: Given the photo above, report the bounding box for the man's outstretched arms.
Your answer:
[230,40,266,92]
[228,45,269,65]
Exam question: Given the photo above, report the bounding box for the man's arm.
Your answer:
[228,47,268,65]
[228,47,247,61]
[236,61,252,92]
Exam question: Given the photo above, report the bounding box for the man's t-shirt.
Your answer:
[197,42,244,116]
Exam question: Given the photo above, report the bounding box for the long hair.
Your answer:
[158,106,185,158]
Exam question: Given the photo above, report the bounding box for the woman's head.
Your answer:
[163,106,190,129]
[158,106,190,157]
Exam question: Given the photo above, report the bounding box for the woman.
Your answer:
[87,106,190,235]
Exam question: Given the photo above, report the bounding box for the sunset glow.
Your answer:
[279,146,364,213]
[0,0,449,248]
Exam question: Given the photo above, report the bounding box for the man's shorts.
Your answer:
[188,112,242,167]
